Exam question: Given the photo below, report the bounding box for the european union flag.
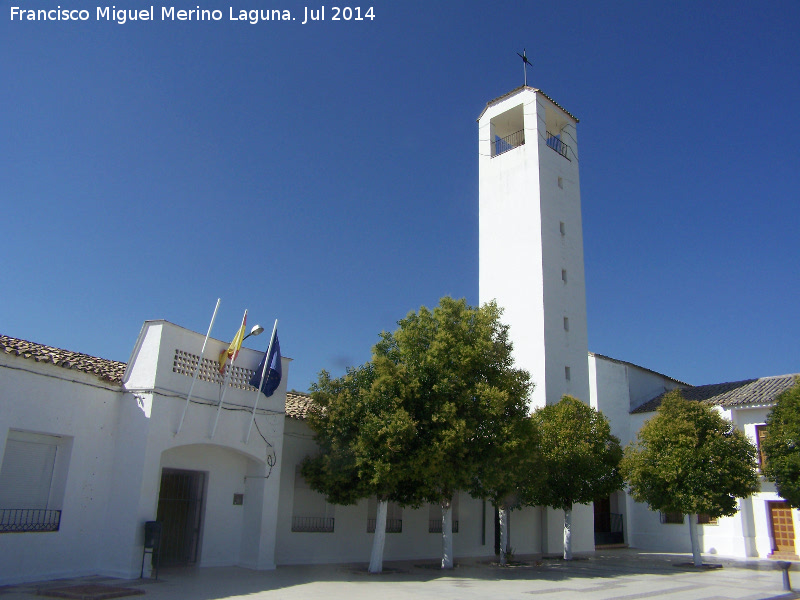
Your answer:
[250,332,282,397]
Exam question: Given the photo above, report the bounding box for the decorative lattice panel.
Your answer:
[173,349,257,390]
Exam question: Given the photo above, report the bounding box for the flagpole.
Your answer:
[245,319,278,443]
[211,309,247,439]
[176,298,220,435]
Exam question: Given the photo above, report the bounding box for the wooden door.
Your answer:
[768,501,798,559]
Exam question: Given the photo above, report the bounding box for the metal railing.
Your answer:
[492,130,525,157]
[0,508,61,533]
[609,512,623,533]
[428,519,459,533]
[291,516,335,533]
[366,518,403,533]
[546,131,570,160]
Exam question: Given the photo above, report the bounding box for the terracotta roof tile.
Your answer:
[0,334,127,384]
[286,391,315,420]
[632,374,799,414]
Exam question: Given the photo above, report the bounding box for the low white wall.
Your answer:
[0,358,122,584]
[276,418,597,565]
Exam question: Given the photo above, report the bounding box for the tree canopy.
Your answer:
[302,296,533,570]
[531,395,623,511]
[371,297,532,510]
[531,395,623,559]
[621,390,759,566]
[621,391,759,518]
[302,362,418,507]
[762,380,800,508]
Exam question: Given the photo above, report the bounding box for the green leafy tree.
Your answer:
[469,411,540,565]
[302,362,421,573]
[302,297,532,571]
[762,381,800,508]
[531,395,623,560]
[621,390,759,566]
[372,296,532,569]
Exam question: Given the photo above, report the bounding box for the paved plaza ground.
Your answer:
[2,550,798,600]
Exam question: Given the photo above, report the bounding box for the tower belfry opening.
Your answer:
[490,103,525,157]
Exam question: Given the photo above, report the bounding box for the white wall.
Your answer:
[276,418,555,565]
[115,320,289,576]
[0,356,122,584]
[1,320,290,584]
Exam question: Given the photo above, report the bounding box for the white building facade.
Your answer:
[2,86,798,585]
[590,353,800,560]
[0,322,289,584]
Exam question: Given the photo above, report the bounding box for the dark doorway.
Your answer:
[594,496,624,546]
[156,469,205,566]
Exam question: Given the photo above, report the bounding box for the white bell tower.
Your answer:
[478,85,594,555]
[478,86,588,410]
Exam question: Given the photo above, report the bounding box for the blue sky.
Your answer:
[1,1,798,393]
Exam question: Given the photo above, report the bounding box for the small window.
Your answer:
[367,498,403,533]
[756,424,768,467]
[0,431,72,534]
[563,317,570,331]
[291,466,335,532]
[560,221,566,236]
[561,269,567,283]
[698,514,718,526]
[565,366,571,381]
[429,493,459,533]
[660,511,684,524]
[558,176,564,189]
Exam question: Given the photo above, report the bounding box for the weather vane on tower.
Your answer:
[517,49,532,86]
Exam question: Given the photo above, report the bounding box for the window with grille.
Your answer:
[291,466,334,532]
[660,511,683,524]
[367,498,402,533]
[0,431,72,533]
[429,493,459,533]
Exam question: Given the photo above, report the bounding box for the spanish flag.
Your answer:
[219,310,247,374]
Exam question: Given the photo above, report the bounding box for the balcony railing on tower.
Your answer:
[492,130,525,157]
[546,131,570,160]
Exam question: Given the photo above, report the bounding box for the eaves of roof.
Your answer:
[477,85,579,122]
[1,334,127,384]
[632,374,799,414]
[589,352,690,387]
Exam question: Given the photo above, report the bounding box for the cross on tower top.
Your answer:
[516,49,532,86]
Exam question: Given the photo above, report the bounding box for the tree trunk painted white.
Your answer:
[441,500,454,569]
[688,513,702,567]
[368,498,388,574]
[499,506,509,565]
[563,506,573,560]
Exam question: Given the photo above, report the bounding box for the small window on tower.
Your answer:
[558,176,564,189]
[565,366,571,381]
[560,222,566,236]
[561,269,568,283]
[563,317,569,331]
